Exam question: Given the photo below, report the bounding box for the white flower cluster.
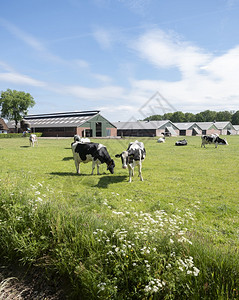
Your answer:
[93,199,200,296]
[177,256,200,276]
[144,278,166,294]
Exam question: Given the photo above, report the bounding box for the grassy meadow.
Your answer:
[0,135,239,299]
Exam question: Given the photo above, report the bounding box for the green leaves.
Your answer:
[0,89,35,130]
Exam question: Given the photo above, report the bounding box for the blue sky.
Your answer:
[1,0,239,122]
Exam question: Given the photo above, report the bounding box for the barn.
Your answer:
[173,122,201,136]
[7,111,117,137]
[196,122,220,136]
[214,121,237,135]
[0,118,8,134]
[112,120,177,137]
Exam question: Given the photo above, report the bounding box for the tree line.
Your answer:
[144,110,239,125]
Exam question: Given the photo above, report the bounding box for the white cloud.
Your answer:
[0,72,45,87]
[93,28,113,49]
[0,18,45,52]
[0,62,46,87]
[127,28,239,114]
[62,84,125,100]
[132,29,211,77]
[118,0,151,16]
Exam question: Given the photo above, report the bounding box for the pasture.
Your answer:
[0,136,239,299]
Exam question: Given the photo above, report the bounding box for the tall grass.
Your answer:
[0,136,239,298]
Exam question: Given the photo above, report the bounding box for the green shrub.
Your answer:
[0,132,42,138]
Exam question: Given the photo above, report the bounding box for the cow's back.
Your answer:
[72,142,98,161]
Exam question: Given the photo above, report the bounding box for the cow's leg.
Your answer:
[128,165,133,182]
[91,160,96,175]
[97,163,100,175]
[215,143,218,148]
[75,160,80,174]
[138,163,143,181]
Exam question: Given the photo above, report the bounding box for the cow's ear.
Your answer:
[115,154,121,158]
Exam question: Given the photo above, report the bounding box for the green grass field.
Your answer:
[0,136,239,299]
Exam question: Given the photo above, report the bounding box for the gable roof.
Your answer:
[0,118,8,131]
[173,122,201,130]
[196,122,216,130]
[7,111,105,129]
[213,121,235,130]
[112,120,173,130]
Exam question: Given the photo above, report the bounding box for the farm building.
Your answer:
[0,118,8,134]
[233,125,239,134]
[196,122,220,135]
[173,123,201,136]
[112,120,177,137]
[214,121,237,135]
[7,111,117,137]
[196,121,237,135]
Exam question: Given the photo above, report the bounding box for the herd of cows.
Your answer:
[71,137,146,183]
[28,133,228,182]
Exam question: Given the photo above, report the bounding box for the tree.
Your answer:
[144,114,163,121]
[0,89,35,132]
[170,111,185,122]
[162,113,173,120]
[216,111,232,122]
[184,112,196,122]
[232,111,239,125]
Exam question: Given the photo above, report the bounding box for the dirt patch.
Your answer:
[0,263,67,299]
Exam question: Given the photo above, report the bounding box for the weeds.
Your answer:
[0,176,239,299]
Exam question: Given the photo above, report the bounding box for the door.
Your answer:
[96,122,102,137]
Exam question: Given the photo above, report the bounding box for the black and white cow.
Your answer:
[175,139,187,146]
[201,134,228,148]
[115,140,146,182]
[29,134,37,147]
[71,142,115,175]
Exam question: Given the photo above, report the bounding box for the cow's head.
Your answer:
[115,151,129,169]
[218,137,228,145]
[107,159,115,174]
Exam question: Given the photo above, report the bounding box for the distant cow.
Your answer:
[157,137,165,143]
[71,142,115,175]
[115,140,146,182]
[201,135,228,148]
[73,135,90,143]
[175,139,187,146]
[29,134,37,147]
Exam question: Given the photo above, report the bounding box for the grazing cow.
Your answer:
[29,134,37,147]
[71,142,115,175]
[175,139,187,146]
[73,135,90,143]
[157,137,165,143]
[115,140,146,182]
[201,135,228,148]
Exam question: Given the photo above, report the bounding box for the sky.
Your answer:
[1,0,239,122]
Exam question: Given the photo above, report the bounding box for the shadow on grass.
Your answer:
[20,146,31,148]
[62,157,73,161]
[95,175,127,188]
[50,172,88,177]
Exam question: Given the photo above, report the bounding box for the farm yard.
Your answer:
[0,136,239,299]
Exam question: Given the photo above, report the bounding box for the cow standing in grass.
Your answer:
[201,134,228,148]
[115,140,146,182]
[29,134,37,147]
[71,142,115,175]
